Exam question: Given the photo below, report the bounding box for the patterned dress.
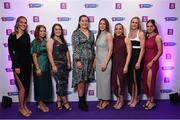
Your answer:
[71,29,95,88]
[143,34,159,97]
[52,39,69,96]
[31,39,52,101]
[111,35,127,96]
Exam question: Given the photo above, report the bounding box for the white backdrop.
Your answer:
[0,0,179,102]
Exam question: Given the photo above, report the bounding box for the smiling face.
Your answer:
[17,18,27,31]
[54,25,62,37]
[114,24,124,36]
[79,16,89,30]
[146,22,155,34]
[39,27,46,39]
[130,18,139,30]
[99,20,106,31]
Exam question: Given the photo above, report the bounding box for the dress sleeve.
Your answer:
[72,31,81,61]
[31,40,37,54]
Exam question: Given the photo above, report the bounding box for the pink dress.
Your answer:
[143,34,159,97]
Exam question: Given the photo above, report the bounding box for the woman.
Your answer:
[47,23,72,110]
[8,16,32,117]
[31,25,52,112]
[71,15,95,111]
[96,18,113,109]
[143,19,163,110]
[127,17,145,107]
[111,23,131,109]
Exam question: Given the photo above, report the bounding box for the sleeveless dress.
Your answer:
[111,35,127,96]
[96,31,112,100]
[143,34,159,97]
[31,39,52,101]
[127,30,143,95]
[52,39,69,96]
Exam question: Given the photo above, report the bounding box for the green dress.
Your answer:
[31,39,52,101]
[72,29,95,87]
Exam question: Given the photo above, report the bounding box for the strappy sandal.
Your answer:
[145,102,156,110]
[62,102,72,111]
[19,108,31,117]
[142,100,151,108]
[56,101,62,110]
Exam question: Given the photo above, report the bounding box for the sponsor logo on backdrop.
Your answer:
[166,53,172,59]
[163,42,176,46]
[33,16,40,22]
[63,29,67,35]
[164,77,170,83]
[88,16,94,22]
[28,3,42,8]
[139,4,152,8]
[7,92,18,96]
[60,3,67,9]
[5,68,13,72]
[57,17,71,21]
[115,3,122,9]
[6,29,12,35]
[30,30,35,35]
[8,55,11,61]
[169,3,175,9]
[165,17,178,21]
[160,89,173,93]
[161,66,175,70]
[1,17,16,21]
[85,4,98,8]
[10,79,15,85]
[3,43,8,47]
[112,17,125,21]
[88,90,94,96]
[4,2,11,9]
[142,16,148,22]
[167,29,173,35]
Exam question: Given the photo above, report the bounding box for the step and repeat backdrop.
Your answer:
[0,0,179,102]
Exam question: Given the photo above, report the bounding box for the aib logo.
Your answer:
[85,4,98,8]
[60,3,67,9]
[8,55,11,61]
[1,17,15,21]
[112,17,125,21]
[169,3,175,9]
[164,77,170,83]
[161,66,175,70]
[10,79,15,85]
[5,68,13,72]
[91,30,97,34]
[4,2,11,9]
[88,90,94,96]
[166,53,172,59]
[7,92,18,96]
[115,3,122,9]
[3,43,8,47]
[6,29,12,35]
[167,29,173,35]
[163,42,176,46]
[30,30,35,35]
[63,29,67,35]
[165,17,178,21]
[160,89,172,93]
[28,3,42,8]
[57,17,71,21]
[139,4,152,8]
[142,16,148,22]
[88,16,94,22]
[33,16,40,22]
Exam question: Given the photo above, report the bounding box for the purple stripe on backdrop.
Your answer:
[0,100,180,119]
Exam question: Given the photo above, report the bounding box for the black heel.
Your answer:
[63,102,72,111]
[56,101,62,110]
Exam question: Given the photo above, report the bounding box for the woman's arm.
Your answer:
[124,37,132,73]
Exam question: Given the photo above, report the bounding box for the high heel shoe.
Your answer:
[38,105,49,112]
[145,102,156,110]
[56,101,62,110]
[62,102,72,111]
[142,100,150,108]
[19,108,31,117]
[99,101,109,110]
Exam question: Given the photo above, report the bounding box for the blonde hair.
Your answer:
[129,16,141,31]
[13,16,28,34]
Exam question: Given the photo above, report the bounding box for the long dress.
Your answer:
[127,30,142,96]
[8,32,32,98]
[31,39,52,101]
[96,31,112,100]
[52,39,69,96]
[71,29,95,88]
[111,35,127,97]
[143,34,159,97]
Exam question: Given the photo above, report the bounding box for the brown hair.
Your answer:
[34,25,46,41]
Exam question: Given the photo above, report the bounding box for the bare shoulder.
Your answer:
[139,31,145,36]
[106,32,113,39]
[155,35,162,42]
[125,37,131,43]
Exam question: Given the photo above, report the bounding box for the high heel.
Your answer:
[19,108,31,117]
[56,101,62,110]
[99,101,109,110]
[145,102,156,110]
[62,102,72,111]
[142,100,150,108]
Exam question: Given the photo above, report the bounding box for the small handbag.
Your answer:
[2,96,12,108]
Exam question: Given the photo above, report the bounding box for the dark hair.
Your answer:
[34,25,46,41]
[96,18,110,40]
[145,19,159,39]
[114,23,125,37]
[51,23,67,45]
[13,16,28,34]
[77,15,89,30]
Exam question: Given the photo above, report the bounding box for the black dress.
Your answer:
[8,32,32,98]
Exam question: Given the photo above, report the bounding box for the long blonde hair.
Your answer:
[13,16,28,34]
[129,16,141,31]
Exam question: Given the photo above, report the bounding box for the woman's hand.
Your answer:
[135,62,140,69]
[52,65,58,73]
[67,62,71,70]
[146,61,153,70]
[76,61,83,70]
[123,66,128,74]
[15,68,20,74]
[36,69,42,76]
[101,62,107,72]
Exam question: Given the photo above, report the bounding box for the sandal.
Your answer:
[56,101,62,110]
[19,108,31,117]
[62,102,72,111]
[145,102,156,110]
[142,100,151,108]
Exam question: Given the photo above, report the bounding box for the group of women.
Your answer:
[7,15,163,117]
